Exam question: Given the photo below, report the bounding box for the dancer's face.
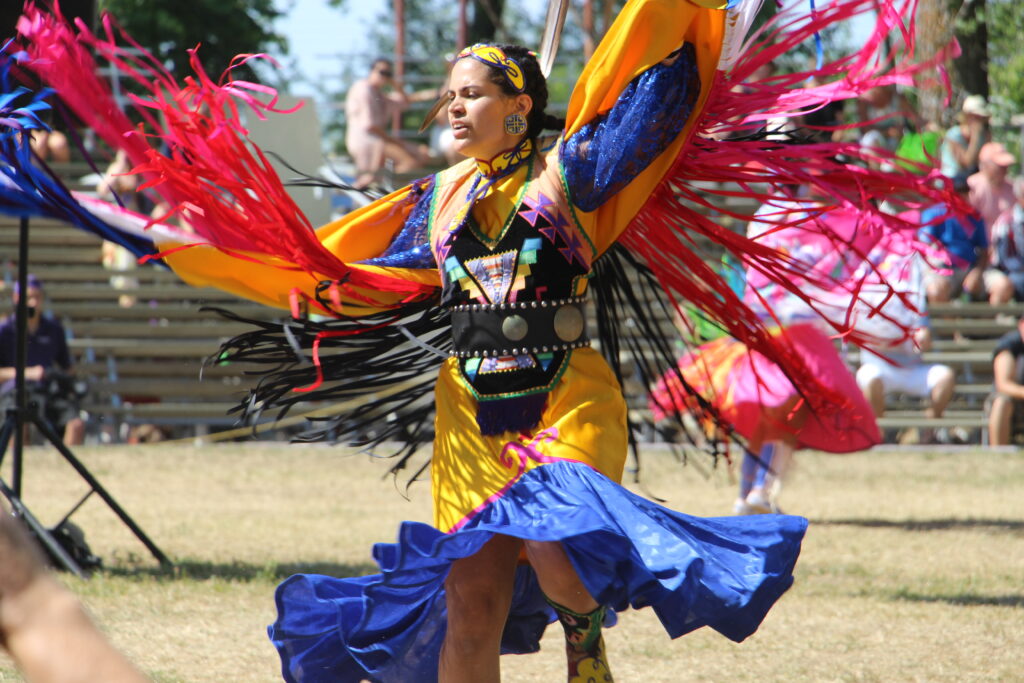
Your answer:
[446,58,530,160]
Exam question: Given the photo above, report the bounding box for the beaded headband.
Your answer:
[456,44,530,93]
[417,44,536,133]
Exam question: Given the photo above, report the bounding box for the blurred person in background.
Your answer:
[856,326,956,444]
[988,315,1024,446]
[856,85,921,169]
[940,95,991,180]
[0,506,148,682]
[0,275,85,446]
[344,58,433,190]
[96,149,147,308]
[988,176,1024,303]
[919,174,1012,306]
[28,109,70,163]
[968,141,1016,241]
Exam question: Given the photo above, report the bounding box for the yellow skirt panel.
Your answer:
[431,349,628,532]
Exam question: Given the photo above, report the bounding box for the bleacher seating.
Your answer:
[0,217,283,441]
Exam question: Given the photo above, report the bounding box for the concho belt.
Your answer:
[449,297,590,358]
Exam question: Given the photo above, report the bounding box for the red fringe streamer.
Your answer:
[16,2,433,307]
[622,0,963,417]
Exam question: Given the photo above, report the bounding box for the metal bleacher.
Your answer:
[0,217,281,441]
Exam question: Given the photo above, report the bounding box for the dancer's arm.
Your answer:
[561,0,728,253]
[159,181,442,315]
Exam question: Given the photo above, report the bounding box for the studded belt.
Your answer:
[449,297,590,358]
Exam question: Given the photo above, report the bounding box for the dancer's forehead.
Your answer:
[447,59,502,93]
[454,44,526,93]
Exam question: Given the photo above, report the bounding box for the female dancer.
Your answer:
[8,0,959,680]
[242,31,807,682]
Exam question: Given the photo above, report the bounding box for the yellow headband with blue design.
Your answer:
[456,44,529,93]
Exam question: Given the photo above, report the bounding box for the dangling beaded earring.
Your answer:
[504,112,527,135]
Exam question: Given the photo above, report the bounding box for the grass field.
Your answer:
[1,442,1022,682]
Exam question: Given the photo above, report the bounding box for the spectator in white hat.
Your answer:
[941,94,992,179]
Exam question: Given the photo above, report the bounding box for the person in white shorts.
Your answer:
[856,326,956,441]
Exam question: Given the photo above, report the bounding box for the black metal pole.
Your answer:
[2,212,171,571]
[12,216,29,496]
[31,412,172,568]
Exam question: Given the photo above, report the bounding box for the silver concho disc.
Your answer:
[501,313,529,341]
[553,305,584,342]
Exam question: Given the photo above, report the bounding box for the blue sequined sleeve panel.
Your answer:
[359,176,437,269]
[561,42,700,212]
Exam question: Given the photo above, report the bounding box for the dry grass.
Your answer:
[1,442,1022,682]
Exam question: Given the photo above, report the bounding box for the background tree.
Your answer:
[951,0,988,100]
[917,0,1021,158]
[97,0,289,81]
[986,0,1024,120]
[469,0,506,45]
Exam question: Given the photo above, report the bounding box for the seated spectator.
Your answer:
[988,316,1024,446]
[27,110,71,164]
[940,95,991,179]
[856,327,956,443]
[856,85,920,169]
[0,275,85,446]
[988,176,1024,302]
[29,128,71,163]
[344,59,433,190]
[919,175,1012,305]
[893,121,943,176]
[968,142,1016,241]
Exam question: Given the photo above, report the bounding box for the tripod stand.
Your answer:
[0,216,171,576]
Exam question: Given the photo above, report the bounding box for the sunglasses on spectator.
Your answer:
[377,68,393,77]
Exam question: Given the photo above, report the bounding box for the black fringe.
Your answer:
[204,244,740,487]
[590,244,734,482]
[201,295,448,483]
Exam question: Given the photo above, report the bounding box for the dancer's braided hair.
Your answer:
[482,44,565,140]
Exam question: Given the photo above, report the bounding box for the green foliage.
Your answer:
[98,0,289,81]
[986,0,1024,121]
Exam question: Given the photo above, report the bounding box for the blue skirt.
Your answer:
[268,461,808,682]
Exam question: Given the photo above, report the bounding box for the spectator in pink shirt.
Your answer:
[968,142,1016,241]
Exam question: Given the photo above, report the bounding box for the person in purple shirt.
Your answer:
[0,275,84,445]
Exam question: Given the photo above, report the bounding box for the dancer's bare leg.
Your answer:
[526,540,613,682]
[439,534,521,683]
[524,540,597,613]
